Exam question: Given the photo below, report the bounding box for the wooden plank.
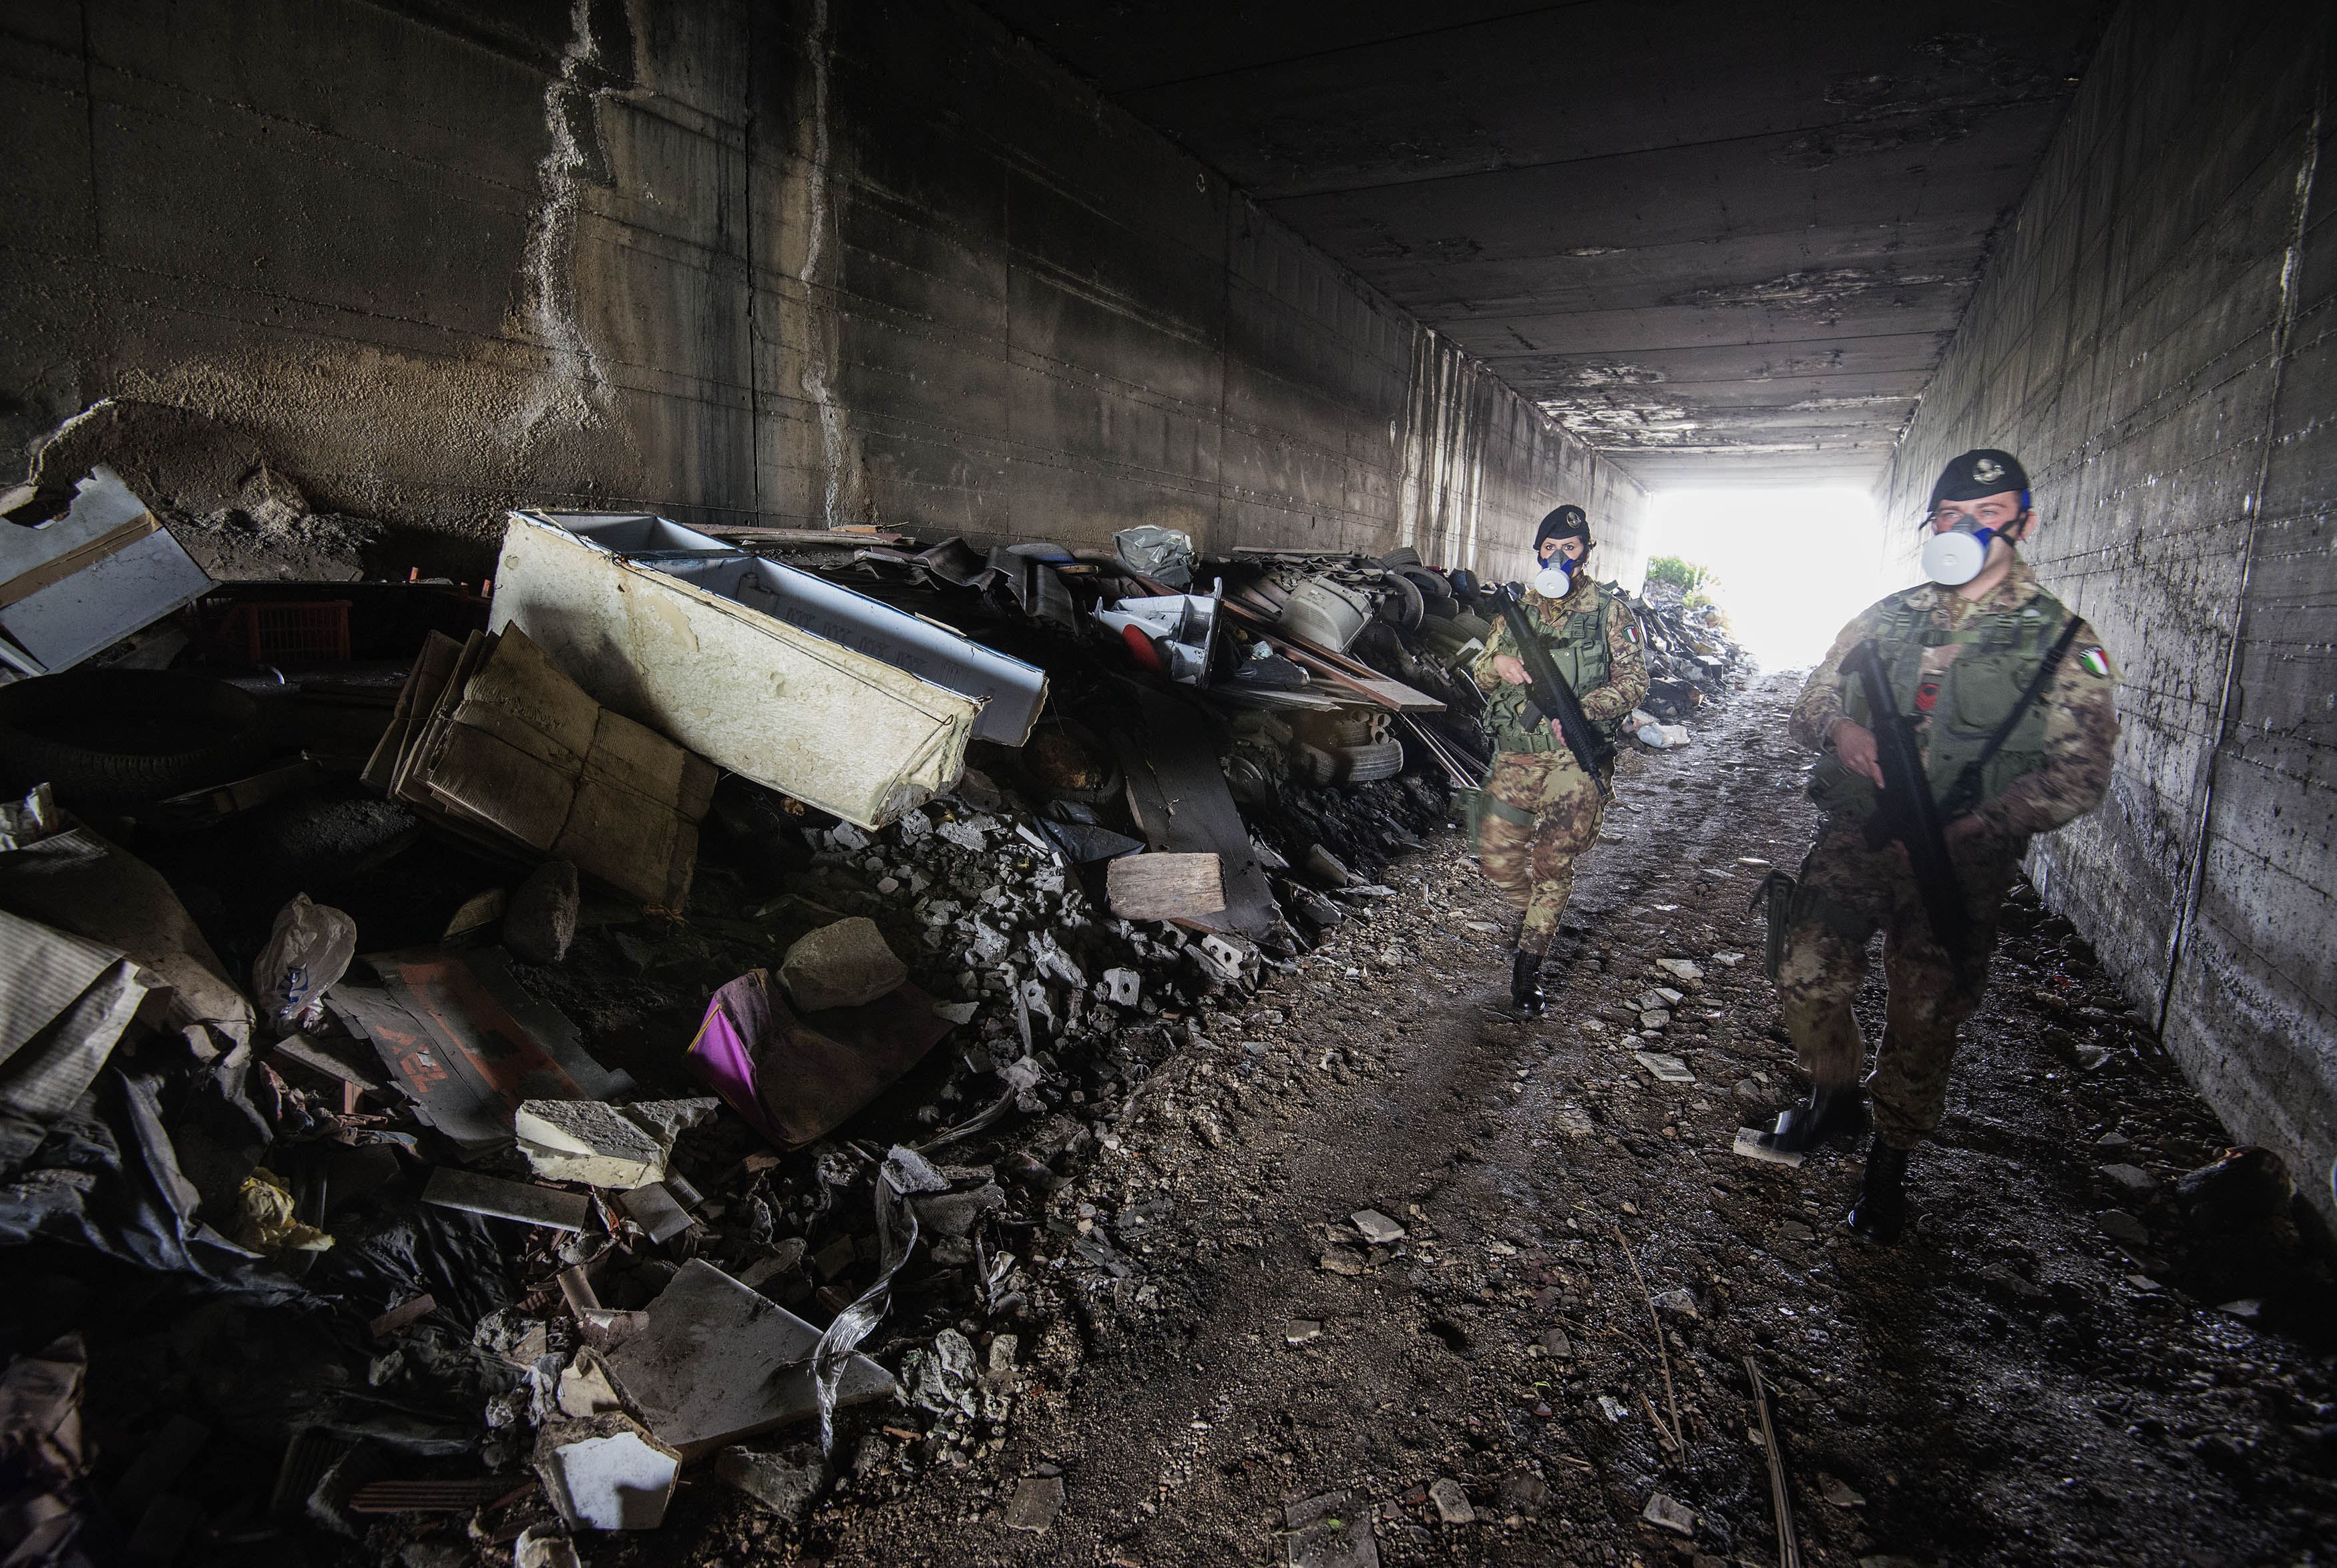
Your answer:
[1106,852,1228,922]
[1107,686,1279,938]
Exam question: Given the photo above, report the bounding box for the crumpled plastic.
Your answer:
[1113,525,1195,589]
[230,1166,333,1254]
[809,1144,947,1455]
[252,894,357,1032]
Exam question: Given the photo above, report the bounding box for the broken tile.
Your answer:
[616,1182,694,1244]
[2098,1163,2154,1194]
[1318,1246,1366,1276]
[1655,959,1703,983]
[1349,1209,1406,1245]
[533,1414,680,1531]
[600,1260,895,1460]
[421,1168,592,1233]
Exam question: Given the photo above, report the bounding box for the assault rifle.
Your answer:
[1842,639,1968,951]
[1494,584,1615,796]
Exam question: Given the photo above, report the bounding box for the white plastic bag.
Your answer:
[252,892,357,1032]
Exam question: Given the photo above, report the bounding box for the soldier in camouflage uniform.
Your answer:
[1763,449,2120,1243]
[1471,505,1649,1015]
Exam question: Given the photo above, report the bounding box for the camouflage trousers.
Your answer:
[1775,819,2023,1148]
[1475,749,1605,955]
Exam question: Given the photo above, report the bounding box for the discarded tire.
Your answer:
[0,668,276,807]
[1337,736,1405,784]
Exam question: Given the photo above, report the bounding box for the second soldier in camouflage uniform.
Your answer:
[1471,505,1649,1014]
[1763,449,2120,1243]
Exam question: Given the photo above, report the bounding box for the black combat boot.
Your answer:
[1757,1082,1868,1153]
[1509,949,1546,1017]
[1846,1141,1912,1244]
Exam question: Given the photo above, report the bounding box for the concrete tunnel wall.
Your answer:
[1878,0,2337,1220]
[0,0,1647,589]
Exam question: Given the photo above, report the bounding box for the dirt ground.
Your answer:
[635,671,2337,1568]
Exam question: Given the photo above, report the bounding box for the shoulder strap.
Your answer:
[1938,613,2087,816]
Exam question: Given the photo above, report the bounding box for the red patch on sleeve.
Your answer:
[1915,681,1940,713]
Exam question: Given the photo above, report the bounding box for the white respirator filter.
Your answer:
[1531,566,1572,598]
[1920,527,1990,586]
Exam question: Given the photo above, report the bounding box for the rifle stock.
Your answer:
[1844,639,1969,950]
[1494,585,1616,795]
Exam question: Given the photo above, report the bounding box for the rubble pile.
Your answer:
[0,473,1754,1565]
[1621,579,1752,744]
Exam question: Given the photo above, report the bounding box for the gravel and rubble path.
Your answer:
[691,674,2334,1568]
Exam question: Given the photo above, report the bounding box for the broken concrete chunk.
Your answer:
[1349,1209,1406,1245]
[1641,1492,1695,1536]
[714,1444,829,1517]
[506,860,581,965]
[600,1260,895,1460]
[1102,967,1142,1007]
[1818,1473,1868,1509]
[1428,1477,1475,1523]
[932,1000,979,1026]
[514,1101,665,1189]
[2098,1162,2154,1194]
[1651,1288,1699,1320]
[1285,1319,1323,1345]
[1319,1246,1367,1276]
[533,1415,680,1531]
[421,1167,592,1232]
[1654,958,1703,983]
[910,1182,1005,1239]
[1002,1474,1066,1533]
[778,917,907,1012]
[1540,1327,1572,1357]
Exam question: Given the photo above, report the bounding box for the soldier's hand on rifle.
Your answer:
[1830,718,1886,788]
[1494,654,1530,686]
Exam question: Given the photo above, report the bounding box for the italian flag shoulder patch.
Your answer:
[2077,646,2112,678]
[1622,621,1641,646]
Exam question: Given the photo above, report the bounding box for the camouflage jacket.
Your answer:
[1470,574,1650,727]
[1791,555,2120,840]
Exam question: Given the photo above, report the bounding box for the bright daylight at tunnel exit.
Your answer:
[0,3,2330,1567]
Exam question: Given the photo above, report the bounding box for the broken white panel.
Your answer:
[506,510,1046,740]
[0,467,211,675]
[491,517,984,828]
[513,1100,666,1189]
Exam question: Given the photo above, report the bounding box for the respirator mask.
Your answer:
[1531,557,1576,598]
[1920,517,1996,586]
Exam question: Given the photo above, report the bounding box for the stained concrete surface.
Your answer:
[1878,0,2337,1231]
[0,0,1644,585]
[617,678,2334,1566]
[974,0,2117,485]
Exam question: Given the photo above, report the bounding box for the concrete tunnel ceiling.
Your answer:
[976,0,2118,490]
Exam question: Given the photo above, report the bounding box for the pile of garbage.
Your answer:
[0,468,1739,1565]
[1619,579,1752,748]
